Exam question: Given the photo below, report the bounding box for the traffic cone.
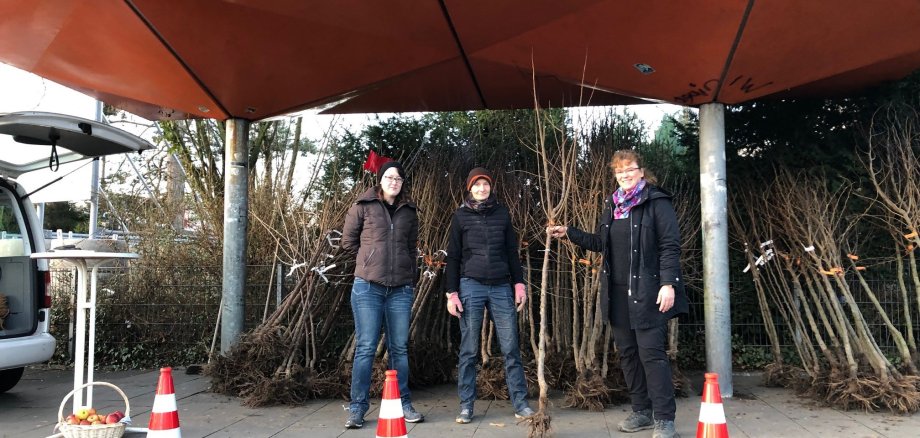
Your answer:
[696,372,729,438]
[147,367,181,437]
[376,370,407,438]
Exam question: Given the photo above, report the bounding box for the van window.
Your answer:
[0,189,28,257]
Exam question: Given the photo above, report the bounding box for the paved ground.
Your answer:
[2,366,918,437]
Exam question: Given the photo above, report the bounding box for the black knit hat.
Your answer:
[466,167,493,191]
[378,161,406,183]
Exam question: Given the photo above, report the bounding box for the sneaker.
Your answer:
[617,408,653,432]
[403,405,425,423]
[514,406,536,419]
[652,419,679,438]
[456,408,473,424]
[344,408,365,429]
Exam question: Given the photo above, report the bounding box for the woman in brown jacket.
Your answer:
[341,161,423,428]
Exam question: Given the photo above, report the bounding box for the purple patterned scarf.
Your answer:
[612,179,647,220]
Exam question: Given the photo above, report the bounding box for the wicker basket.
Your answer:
[54,381,130,438]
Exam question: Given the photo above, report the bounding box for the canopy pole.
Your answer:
[699,102,733,396]
[221,118,250,354]
[88,101,104,238]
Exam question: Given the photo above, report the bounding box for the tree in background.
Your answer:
[43,201,89,233]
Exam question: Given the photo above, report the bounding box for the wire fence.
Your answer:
[48,264,920,370]
[48,264,301,367]
[678,276,920,369]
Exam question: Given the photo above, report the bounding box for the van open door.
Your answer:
[0,111,153,392]
[0,111,154,178]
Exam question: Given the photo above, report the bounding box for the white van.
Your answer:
[0,112,152,392]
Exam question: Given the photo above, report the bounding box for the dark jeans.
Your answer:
[349,277,413,414]
[611,324,676,421]
[457,278,530,412]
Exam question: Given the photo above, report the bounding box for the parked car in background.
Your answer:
[0,112,152,392]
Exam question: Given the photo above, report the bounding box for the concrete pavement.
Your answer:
[1,366,917,437]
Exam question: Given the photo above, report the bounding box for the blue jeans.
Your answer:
[457,278,529,412]
[349,277,414,414]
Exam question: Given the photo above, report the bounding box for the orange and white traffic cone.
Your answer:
[147,367,181,437]
[376,369,407,438]
[696,372,729,438]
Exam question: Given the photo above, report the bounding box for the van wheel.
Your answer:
[0,367,24,393]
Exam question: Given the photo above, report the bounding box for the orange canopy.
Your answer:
[2,0,919,120]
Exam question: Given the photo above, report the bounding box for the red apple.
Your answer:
[91,420,104,425]
[112,410,124,419]
[65,414,79,425]
[105,413,121,424]
[79,420,91,425]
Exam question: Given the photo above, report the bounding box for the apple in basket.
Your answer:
[86,414,100,423]
[75,407,91,421]
[65,414,79,425]
[105,412,123,424]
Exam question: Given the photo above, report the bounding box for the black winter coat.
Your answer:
[342,187,419,287]
[567,185,688,329]
[444,202,525,293]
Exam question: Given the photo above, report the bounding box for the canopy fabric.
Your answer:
[2,0,919,120]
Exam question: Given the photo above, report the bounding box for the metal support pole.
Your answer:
[88,160,100,237]
[36,203,45,229]
[221,118,250,354]
[699,102,733,396]
[88,101,103,238]
[276,262,285,308]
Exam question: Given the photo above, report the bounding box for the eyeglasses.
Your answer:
[383,175,404,184]
[614,167,640,176]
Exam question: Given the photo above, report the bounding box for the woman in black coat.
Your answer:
[548,150,687,438]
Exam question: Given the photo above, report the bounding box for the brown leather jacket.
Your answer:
[342,186,419,287]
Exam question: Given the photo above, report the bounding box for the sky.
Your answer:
[291,103,681,144]
[0,63,683,203]
[0,65,99,203]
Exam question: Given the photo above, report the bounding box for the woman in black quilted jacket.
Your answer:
[443,167,534,424]
[548,150,687,438]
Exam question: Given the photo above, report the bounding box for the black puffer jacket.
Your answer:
[342,187,419,287]
[567,185,688,329]
[444,202,524,292]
